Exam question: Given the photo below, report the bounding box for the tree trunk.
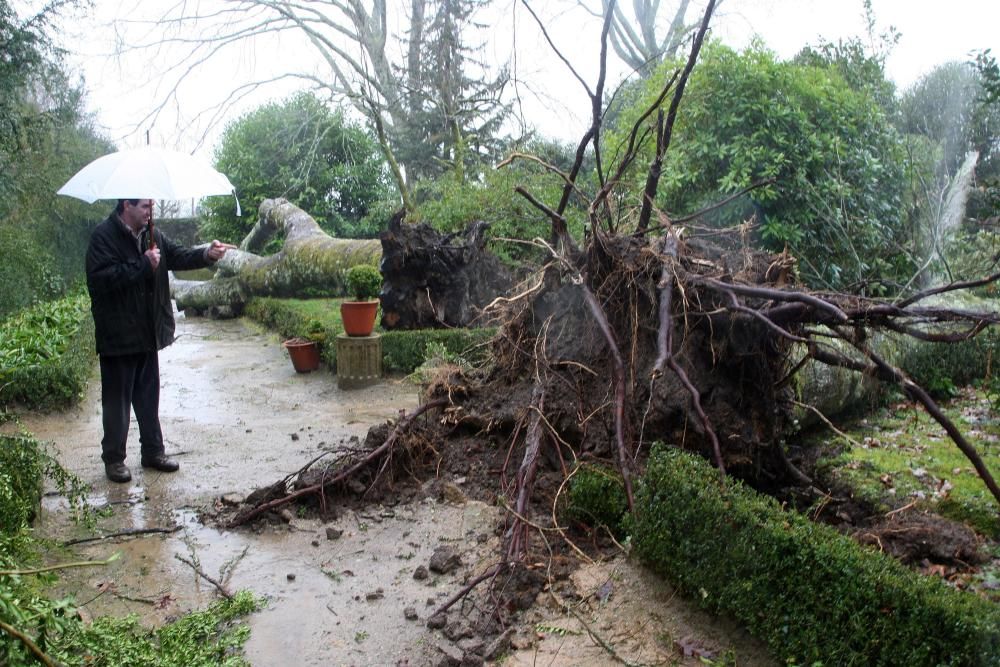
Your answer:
[171,198,380,315]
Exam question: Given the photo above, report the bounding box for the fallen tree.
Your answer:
[172,198,514,327]
[171,198,380,315]
[225,1,1000,660]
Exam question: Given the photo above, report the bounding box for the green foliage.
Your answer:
[380,328,494,375]
[345,264,382,301]
[405,341,472,385]
[412,138,591,264]
[0,585,260,667]
[0,434,44,533]
[562,464,627,537]
[245,296,494,373]
[202,91,394,244]
[0,293,95,410]
[628,445,1000,666]
[0,429,91,537]
[975,49,1000,106]
[606,41,908,291]
[792,0,899,109]
[900,325,1000,398]
[0,4,115,318]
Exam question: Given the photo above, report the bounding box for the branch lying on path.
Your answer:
[175,554,233,599]
[0,552,121,576]
[63,526,181,547]
[228,399,449,528]
[431,562,507,620]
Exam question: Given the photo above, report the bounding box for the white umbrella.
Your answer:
[57,146,236,205]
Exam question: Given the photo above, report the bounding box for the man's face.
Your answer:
[122,199,154,233]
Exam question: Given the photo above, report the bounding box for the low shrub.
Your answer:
[0,293,95,410]
[0,434,45,534]
[628,445,1000,666]
[900,321,1000,398]
[562,463,628,537]
[380,328,493,373]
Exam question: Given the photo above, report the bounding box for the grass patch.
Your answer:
[810,386,1000,538]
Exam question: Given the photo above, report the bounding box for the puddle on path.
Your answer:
[21,313,776,666]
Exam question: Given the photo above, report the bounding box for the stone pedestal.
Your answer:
[336,333,382,389]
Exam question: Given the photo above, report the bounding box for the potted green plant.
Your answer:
[340,264,382,337]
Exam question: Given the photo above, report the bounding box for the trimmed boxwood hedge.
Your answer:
[628,445,1000,666]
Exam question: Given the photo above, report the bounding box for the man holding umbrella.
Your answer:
[86,198,234,483]
[59,146,239,483]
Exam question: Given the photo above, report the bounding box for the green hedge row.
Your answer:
[900,326,1000,397]
[0,294,95,410]
[629,446,1000,666]
[244,297,495,373]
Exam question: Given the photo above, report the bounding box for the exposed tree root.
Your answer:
[227,398,448,528]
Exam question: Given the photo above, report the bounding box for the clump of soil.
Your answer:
[852,510,986,567]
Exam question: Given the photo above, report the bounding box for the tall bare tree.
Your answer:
[108,0,511,212]
[577,0,723,75]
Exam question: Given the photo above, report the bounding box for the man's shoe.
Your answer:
[105,462,132,483]
[141,455,179,473]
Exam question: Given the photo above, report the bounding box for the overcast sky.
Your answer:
[49,0,999,159]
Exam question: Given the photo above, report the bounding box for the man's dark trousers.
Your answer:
[99,352,164,464]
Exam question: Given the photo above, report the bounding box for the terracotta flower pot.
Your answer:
[284,338,320,373]
[340,300,379,337]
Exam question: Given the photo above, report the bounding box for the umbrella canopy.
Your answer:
[57,146,235,203]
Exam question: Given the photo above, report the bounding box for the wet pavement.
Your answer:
[19,313,775,666]
[21,314,502,666]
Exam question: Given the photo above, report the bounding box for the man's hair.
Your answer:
[115,199,141,215]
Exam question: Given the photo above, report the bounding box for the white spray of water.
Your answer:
[924,149,979,286]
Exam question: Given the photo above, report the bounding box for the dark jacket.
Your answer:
[86,213,211,356]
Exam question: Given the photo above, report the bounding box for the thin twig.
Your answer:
[63,526,181,546]
[175,554,233,599]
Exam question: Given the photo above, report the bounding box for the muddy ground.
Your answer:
[20,313,774,666]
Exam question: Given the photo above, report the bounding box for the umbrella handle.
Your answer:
[147,209,157,251]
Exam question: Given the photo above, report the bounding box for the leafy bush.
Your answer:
[562,463,627,537]
[380,328,494,374]
[0,293,95,410]
[345,264,382,301]
[606,41,909,291]
[0,434,45,534]
[900,324,1000,397]
[201,91,393,244]
[628,445,1000,665]
[411,140,593,266]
